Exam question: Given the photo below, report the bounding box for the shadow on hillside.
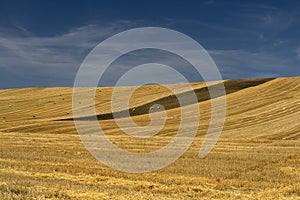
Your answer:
[60,78,274,121]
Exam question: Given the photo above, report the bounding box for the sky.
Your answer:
[0,0,299,88]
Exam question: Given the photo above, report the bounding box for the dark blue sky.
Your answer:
[0,0,299,88]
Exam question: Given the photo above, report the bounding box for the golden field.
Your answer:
[0,77,299,199]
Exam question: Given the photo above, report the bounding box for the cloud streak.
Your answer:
[0,21,136,88]
[0,17,299,89]
[209,49,299,79]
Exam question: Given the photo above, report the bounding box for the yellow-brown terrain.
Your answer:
[0,77,299,199]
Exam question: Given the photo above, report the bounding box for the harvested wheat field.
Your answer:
[0,77,299,199]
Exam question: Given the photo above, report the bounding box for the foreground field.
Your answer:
[0,77,299,199]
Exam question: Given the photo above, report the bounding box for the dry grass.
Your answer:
[0,77,299,199]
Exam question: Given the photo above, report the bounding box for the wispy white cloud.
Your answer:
[209,49,299,79]
[0,17,299,88]
[0,21,136,87]
[205,0,216,5]
[226,3,294,43]
[273,40,287,47]
[296,48,300,59]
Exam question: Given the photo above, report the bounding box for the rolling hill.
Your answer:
[0,77,299,199]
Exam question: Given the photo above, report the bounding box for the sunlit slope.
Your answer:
[0,77,298,140]
[220,77,300,140]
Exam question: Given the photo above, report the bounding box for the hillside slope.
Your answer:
[0,77,299,199]
[0,77,298,140]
